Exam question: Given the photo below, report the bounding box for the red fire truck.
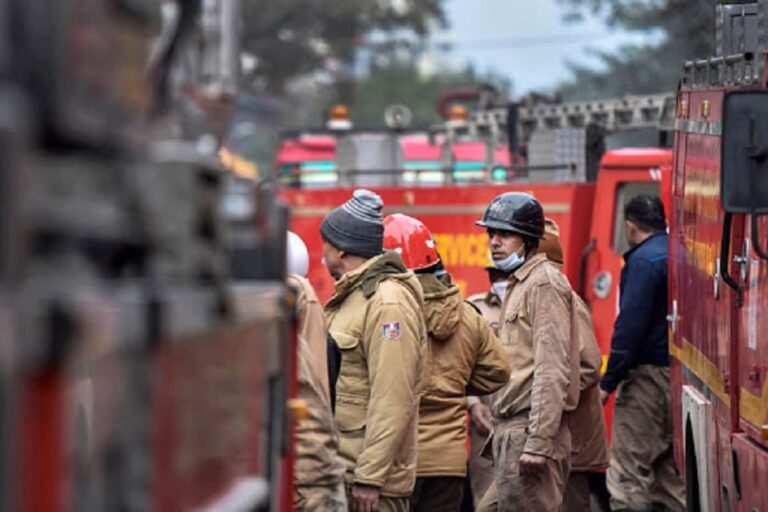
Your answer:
[668,2,768,510]
[1,1,296,511]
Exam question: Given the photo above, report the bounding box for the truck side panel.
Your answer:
[283,184,595,302]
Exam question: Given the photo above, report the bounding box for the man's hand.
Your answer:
[351,484,380,512]
[519,453,547,476]
[600,389,610,405]
[469,402,494,436]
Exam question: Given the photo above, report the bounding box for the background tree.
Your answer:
[555,0,753,100]
[241,0,447,94]
[343,63,511,128]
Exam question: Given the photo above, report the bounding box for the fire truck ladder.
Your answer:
[444,93,676,142]
[438,92,676,182]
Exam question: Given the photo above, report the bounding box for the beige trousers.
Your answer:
[607,365,685,512]
[477,418,570,512]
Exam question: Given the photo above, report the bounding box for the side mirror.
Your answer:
[721,90,768,213]
[721,90,768,263]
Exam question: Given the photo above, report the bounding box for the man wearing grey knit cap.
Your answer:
[321,189,427,512]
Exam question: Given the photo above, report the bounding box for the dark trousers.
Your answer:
[411,476,465,512]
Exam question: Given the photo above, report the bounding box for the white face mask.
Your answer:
[491,247,525,272]
[491,281,509,300]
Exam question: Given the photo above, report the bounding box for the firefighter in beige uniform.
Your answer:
[286,232,347,511]
[320,190,427,512]
[466,267,507,508]
[475,193,580,512]
[382,213,511,511]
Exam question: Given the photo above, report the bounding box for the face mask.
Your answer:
[491,247,525,272]
[491,281,508,300]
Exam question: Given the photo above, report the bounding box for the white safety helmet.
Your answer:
[286,231,309,277]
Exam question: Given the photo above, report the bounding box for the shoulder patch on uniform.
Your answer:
[382,321,401,342]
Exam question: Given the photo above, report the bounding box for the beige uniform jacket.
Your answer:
[324,252,427,497]
[493,252,580,459]
[416,274,511,478]
[467,292,504,411]
[570,293,609,471]
[536,221,609,471]
[287,275,346,488]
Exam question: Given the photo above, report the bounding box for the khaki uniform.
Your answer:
[466,291,503,507]
[607,365,684,512]
[324,252,427,501]
[478,252,580,512]
[563,292,609,511]
[288,275,347,512]
[290,274,331,398]
[411,274,510,511]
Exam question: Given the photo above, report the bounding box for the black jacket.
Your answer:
[600,232,669,393]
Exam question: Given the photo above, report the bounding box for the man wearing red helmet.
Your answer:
[382,213,510,512]
[474,193,581,512]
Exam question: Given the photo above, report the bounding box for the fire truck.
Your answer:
[668,2,768,510]
[0,1,295,511]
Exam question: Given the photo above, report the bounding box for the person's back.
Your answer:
[286,233,347,511]
[381,213,510,511]
[600,194,684,511]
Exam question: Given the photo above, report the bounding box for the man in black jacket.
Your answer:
[600,195,684,511]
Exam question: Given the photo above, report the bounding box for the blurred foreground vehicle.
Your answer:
[0,1,295,510]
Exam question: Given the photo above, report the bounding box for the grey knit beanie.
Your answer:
[320,189,384,258]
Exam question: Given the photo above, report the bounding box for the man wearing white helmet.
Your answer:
[286,231,347,511]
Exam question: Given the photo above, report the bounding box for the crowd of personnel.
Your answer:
[286,188,686,512]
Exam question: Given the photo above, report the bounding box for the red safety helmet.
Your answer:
[383,213,439,271]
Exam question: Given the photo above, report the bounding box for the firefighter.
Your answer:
[382,213,511,512]
[537,220,608,511]
[474,193,580,512]
[465,266,509,508]
[286,232,347,511]
[599,195,685,511]
[321,190,427,512]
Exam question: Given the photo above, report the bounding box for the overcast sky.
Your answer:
[441,0,661,94]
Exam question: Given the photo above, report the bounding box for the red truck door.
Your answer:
[582,149,672,364]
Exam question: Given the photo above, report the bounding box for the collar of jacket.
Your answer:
[417,273,462,340]
[327,251,410,307]
[510,252,549,283]
[622,231,667,262]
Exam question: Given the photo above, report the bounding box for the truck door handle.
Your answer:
[578,238,597,302]
[666,300,679,335]
[720,213,743,307]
